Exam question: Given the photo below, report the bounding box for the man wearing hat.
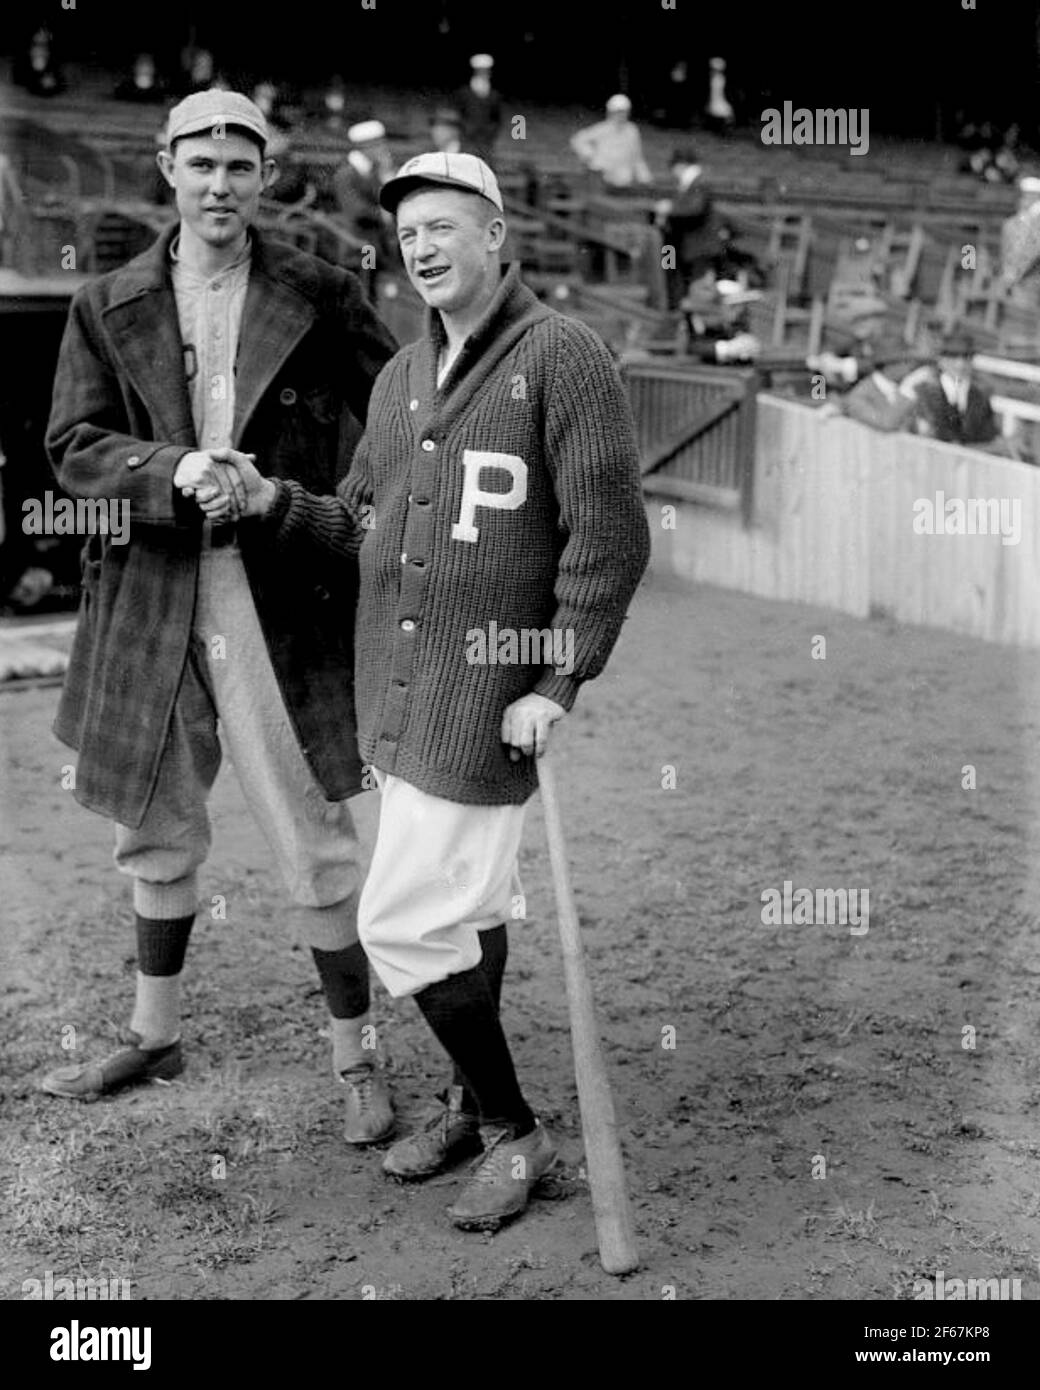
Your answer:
[40,89,399,1142]
[454,54,502,164]
[899,329,1000,447]
[828,339,917,432]
[570,94,652,191]
[221,150,651,1230]
[333,120,397,280]
[655,146,717,310]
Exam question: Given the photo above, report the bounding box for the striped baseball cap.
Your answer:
[379,151,503,214]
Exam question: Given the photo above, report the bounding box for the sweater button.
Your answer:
[421,439,435,451]
[409,399,419,411]
[400,619,415,632]
[400,552,408,564]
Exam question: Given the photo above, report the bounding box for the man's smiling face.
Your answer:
[159,131,273,247]
[396,187,503,318]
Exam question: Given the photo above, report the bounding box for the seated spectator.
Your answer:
[712,223,767,287]
[570,94,652,192]
[681,275,762,363]
[1000,173,1040,292]
[655,147,716,311]
[830,340,917,432]
[901,330,999,447]
[114,53,166,102]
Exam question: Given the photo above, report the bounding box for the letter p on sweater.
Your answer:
[452,451,528,542]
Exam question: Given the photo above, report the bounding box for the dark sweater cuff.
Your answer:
[534,669,583,712]
[263,477,294,530]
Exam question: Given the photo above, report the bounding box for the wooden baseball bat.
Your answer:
[537,747,639,1275]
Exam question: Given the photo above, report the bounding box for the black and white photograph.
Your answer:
[1,0,1038,1345]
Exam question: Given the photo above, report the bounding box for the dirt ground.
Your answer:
[2,566,1039,1302]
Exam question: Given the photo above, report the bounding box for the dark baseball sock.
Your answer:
[135,912,194,977]
[415,961,534,1136]
[454,924,508,1110]
[310,942,370,1019]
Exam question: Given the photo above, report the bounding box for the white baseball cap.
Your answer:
[470,53,494,70]
[165,89,269,149]
[379,151,503,213]
[606,93,631,113]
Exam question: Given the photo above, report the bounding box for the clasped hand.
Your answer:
[172,448,275,522]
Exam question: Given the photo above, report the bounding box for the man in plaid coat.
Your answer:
[39,90,399,1142]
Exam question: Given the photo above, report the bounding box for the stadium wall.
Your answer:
[649,396,1040,648]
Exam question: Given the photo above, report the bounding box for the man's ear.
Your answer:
[487,215,507,252]
[156,149,176,188]
[261,158,279,191]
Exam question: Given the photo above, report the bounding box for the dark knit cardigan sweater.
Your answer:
[266,263,651,805]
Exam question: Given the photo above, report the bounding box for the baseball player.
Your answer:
[39,90,399,1144]
[217,152,651,1229]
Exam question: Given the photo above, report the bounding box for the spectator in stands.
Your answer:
[712,223,767,288]
[1000,174,1040,292]
[704,58,735,134]
[178,46,219,96]
[333,120,398,280]
[430,107,464,155]
[682,276,761,364]
[570,95,652,192]
[828,340,917,432]
[322,75,350,133]
[902,329,1000,447]
[16,26,64,97]
[114,53,166,103]
[655,147,716,310]
[455,54,503,163]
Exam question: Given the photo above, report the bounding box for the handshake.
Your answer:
[172,448,276,524]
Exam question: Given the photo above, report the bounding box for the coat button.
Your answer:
[421,439,435,451]
[280,387,297,406]
[127,454,140,467]
[400,619,415,632]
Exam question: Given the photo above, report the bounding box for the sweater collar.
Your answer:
[423,263,551,394]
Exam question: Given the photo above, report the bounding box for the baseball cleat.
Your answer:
[38,1033,184,1102]
[382,1085,481,1180]
[339,1062,395,1145]
[447,1119,557,1230]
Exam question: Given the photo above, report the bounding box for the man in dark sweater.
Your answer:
[218,152,651,1230]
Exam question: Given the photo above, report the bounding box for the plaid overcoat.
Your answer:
[45,224,397,827]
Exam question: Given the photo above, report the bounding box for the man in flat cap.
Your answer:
[901,328,1000,448]
[40,89,399,1143]
[220,150,651,1230]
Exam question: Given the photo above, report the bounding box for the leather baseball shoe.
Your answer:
[340,1062,394,1145]
[447,1119,557,1230]
[38,1033,184,1102]
[383,1085,481,1180]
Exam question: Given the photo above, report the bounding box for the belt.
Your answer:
[207,522,238,549]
